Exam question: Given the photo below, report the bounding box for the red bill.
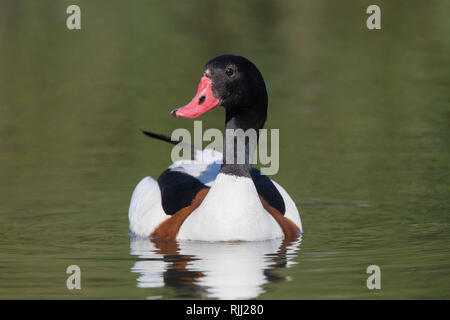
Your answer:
[171,77,220,118]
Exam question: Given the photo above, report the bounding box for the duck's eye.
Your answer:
[225,67,234,77]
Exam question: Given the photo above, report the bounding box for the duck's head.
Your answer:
[171,55,268,130]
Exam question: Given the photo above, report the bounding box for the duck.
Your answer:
[129,55,302,241]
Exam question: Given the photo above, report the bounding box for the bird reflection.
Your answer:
[130,235,301,299]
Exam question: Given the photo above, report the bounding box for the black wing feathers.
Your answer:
[251,168,286,215]
[157,170,208,215]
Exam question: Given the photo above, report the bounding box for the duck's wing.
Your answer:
[250,168,302,234]
[158,148,222,215]
[269,180,303,232]
[157,170,209,215]
[250,168,286,215]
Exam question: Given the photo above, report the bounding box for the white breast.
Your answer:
[177,173,283,241]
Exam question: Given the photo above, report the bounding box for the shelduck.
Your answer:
[129,55,302,241]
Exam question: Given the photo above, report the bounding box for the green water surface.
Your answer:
[0,0,449,299]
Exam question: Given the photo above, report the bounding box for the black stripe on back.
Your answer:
[251,168,286,215]
[157,169,208,215]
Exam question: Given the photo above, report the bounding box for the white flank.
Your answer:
[128,177,168,236]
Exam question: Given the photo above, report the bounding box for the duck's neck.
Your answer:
[220,106,266,177]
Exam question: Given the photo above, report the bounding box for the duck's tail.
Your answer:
[141,130,198,158]
[142,130,179,146]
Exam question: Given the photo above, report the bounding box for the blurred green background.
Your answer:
[0,0,449,299]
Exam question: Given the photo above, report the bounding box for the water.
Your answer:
[0,0,449,299]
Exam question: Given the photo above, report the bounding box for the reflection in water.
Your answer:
[130,236,301,299]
